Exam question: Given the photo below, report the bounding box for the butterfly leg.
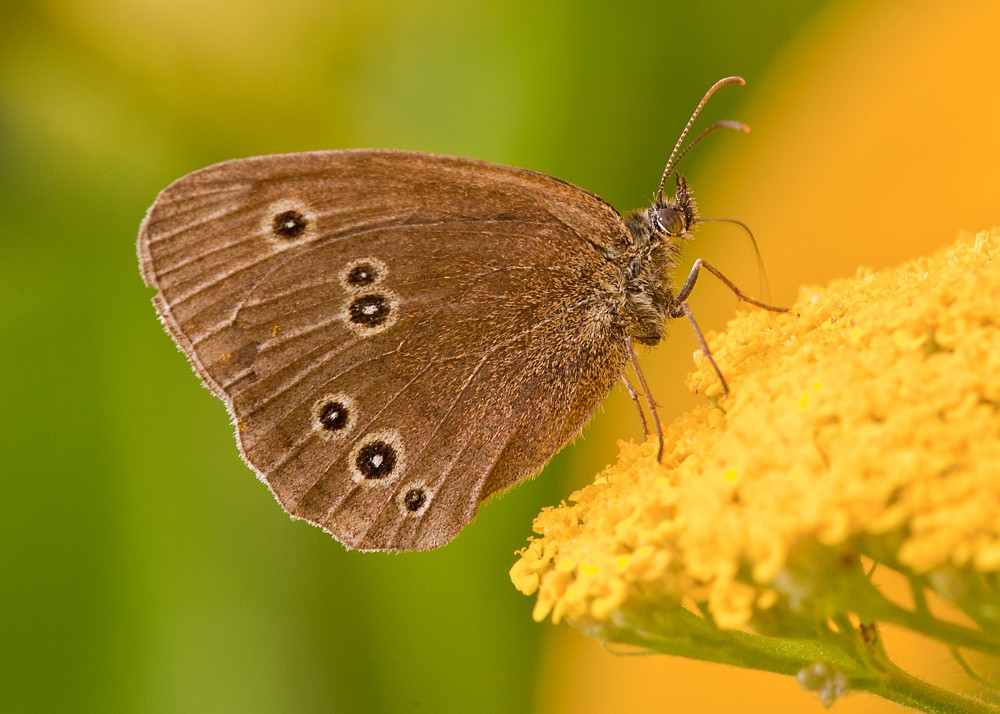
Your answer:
[675,301,731,394]
[620,374,649,437]
[625,336,664,460]
[668,258,788,393]
[674,258,787,311]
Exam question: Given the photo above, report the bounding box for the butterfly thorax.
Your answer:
[618,174,699,345]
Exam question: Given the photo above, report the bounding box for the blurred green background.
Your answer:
[0,1,939,712]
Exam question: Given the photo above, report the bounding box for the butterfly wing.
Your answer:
[138,150,632,550]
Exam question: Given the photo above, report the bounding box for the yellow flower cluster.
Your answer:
[511,228,1000,632]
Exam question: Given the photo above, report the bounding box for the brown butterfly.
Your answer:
[138,76,781,551]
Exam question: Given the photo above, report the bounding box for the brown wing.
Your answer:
[138,149,632,550]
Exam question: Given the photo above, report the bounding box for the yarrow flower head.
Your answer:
[511,229,1000,712]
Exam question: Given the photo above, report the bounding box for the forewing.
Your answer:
[138,150,631,550]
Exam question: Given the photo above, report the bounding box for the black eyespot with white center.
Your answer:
[349,431,404,484]
[397,481,432,516]
[272,209,308,239]
[347,263,378,287]
[317,401,349,431]
[403,488,426,512]
[349,294,391,326]
[340,258,388,292]
[356,441,397,479]
[311,394,355,439]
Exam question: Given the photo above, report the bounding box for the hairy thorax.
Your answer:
[613,174,699,345]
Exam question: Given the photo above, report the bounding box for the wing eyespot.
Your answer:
[348,294,391,326]
[343,290,398,335]
[349,431,405,484]
[261,199,317,248]
[311,394,356,439]
[340,257,388,292]
[272,210,308,238]
[398,482,432,517]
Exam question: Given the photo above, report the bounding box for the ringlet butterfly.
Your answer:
[138,76,781,551]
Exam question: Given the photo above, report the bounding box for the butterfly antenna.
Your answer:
[698,216,772,300]
[657,76,747,202]
[668,120,750,179]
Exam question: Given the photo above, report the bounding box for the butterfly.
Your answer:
[138,76,780,551]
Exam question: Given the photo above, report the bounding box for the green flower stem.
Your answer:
[579,607,999,713]
[845,570,1000,656]
[872,597,1000,656]
[582,608,863,677]
[861,653,1000,714]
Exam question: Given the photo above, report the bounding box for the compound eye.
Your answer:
[655,204,687,236]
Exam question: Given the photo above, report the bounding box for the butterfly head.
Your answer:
[650,173,698,241]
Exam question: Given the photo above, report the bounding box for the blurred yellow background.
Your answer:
[1,0,996,712]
